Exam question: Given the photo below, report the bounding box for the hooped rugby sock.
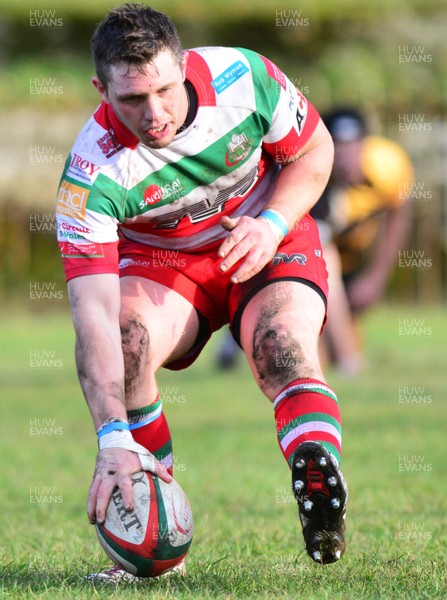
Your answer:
[274,378,342,466]
[127,396,173,476]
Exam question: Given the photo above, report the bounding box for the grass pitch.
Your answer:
[0,304,446,599]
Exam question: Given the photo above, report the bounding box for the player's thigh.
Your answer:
[119,275,200,367]
[239,280,326,397]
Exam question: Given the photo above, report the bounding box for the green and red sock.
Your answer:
[274,378,342,466]
[127,396,173,475]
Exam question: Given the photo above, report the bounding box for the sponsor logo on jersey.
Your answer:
[58,222,92,241]
[59,241,104,258]
[66,153,101,183]
[211,60,249,94]
[295,89,308,135]
[119,258,152,269]
[56,180,89,219]
[261,56,287,90]
[97,128,123,158]
[139,178,184,209]
[60,222,91,234]
[225,132,254,167]
[272,252,307,265]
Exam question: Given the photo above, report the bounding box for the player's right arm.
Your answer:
[68,273,126,429]
[67,272,173,525]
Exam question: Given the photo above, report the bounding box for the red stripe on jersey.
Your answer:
[93,102,139,150]
[259,55,287,90]
[263,101,320,162]
[61,240,119,282]
[186,50,217,106]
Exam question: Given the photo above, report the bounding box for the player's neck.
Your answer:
[176,80,197,134]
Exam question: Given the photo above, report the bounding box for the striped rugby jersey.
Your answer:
[56,46,319,281]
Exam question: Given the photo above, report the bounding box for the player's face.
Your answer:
[332,140,364,184]
[93,50,189,149]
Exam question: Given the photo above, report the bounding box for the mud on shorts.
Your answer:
[118,214,328,370]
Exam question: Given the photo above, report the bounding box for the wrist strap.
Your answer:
[98,429,157,473]
[97,418,129,439]
[257,208,289,241]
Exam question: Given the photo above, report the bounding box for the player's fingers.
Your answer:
[115,472,135,513]
[231,246,268,283]
[87,475,101,524]
[218,216,242,258]
[220,215,239,232]
[219,234,253,273]
[139,451,173,483]
[154,462,173,484]
[95,474,122,525]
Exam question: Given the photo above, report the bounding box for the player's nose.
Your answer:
[143,97,164,124]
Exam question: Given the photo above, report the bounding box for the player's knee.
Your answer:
[252,318,313,393]
[120,312,150,395]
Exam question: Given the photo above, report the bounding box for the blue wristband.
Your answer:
[97,419,130,439]
[258,209,289,237]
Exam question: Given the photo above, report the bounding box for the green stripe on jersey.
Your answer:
[127,114,265,216]
[236,47,282,125]
[82,113,265,220]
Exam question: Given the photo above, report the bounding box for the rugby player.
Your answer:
[56,2,348,579]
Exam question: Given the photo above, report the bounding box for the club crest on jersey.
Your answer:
[225,133,253,167]
[97,128,123,158]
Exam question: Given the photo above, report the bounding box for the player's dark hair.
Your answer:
[323,108,367,142]
[91,3,183,87]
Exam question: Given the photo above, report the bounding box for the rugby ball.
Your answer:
[95,472,193,577]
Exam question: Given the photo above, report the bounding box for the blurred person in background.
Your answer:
[217,108,414,376]
[311,108,414,375]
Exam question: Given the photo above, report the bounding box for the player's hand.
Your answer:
[87,447,172,525]
[218,215,279,283]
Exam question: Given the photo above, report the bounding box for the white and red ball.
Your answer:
[96,471,193,577]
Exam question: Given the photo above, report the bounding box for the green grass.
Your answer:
[0,305,446,598]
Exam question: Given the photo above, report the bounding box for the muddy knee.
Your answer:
[252,309,316,391]
[120,313,150,397]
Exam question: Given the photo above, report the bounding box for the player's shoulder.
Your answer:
[186,46,283,92]
[63,103,132,187]
[186,46,286,118]
[187,46,261,68]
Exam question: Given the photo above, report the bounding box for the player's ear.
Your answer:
[92,76,110,103]
[180,51,189,81]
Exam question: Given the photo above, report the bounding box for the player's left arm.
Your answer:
[347,201,412,311]
[219,118,334,283]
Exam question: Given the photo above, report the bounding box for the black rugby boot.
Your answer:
[291,441,348,564]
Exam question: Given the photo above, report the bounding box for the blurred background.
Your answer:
[0,0,446,310]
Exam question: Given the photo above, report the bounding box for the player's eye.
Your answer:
[120,95,144,105]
